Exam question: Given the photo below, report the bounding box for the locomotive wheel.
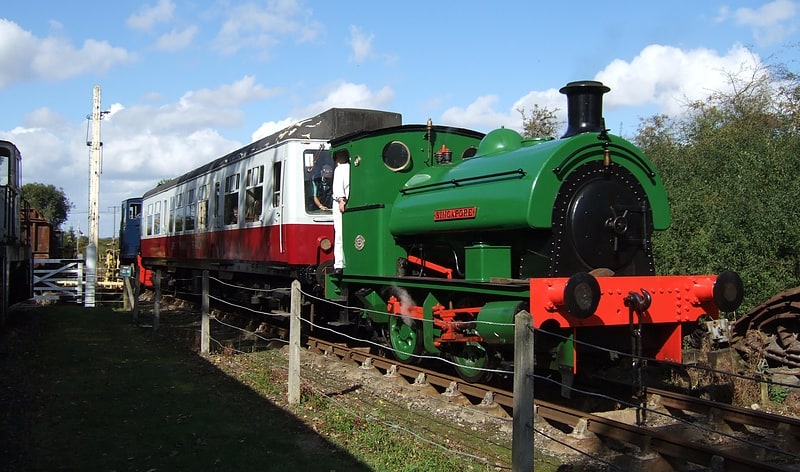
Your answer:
[451,342,492,383]
[387,316,423,363]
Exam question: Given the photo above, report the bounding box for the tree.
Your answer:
[62,227,79,259]
[517,104,560,138]
[21,183,73,228]
[635,58,800,312]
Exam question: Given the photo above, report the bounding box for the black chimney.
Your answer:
[559,80,610,138]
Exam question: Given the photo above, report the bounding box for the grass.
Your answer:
[0,303,371,471]
[212,347,507,471]
[0,302,571,471]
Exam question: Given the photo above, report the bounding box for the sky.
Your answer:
[0,0,798,238]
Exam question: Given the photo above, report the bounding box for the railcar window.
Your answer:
[169,197,175,233]
[146,204,153,236]
[213,182,221,226]
[304,149,333,213]
[154,201,162,235]
[175,205,184,232]
[225,174,240,192]
[225,174,240,225]
[185,205,195,231]
[162,199,168,234]
[197,184,208,230]
[175,193,184,232]
[0,153,7,186]
[175,194,184,232]
[245,165,264,222]
[272,162,282,207]
[128,202,141,220]
[197,201,207,229]
[185,188,196,231]
[382,142,411,171]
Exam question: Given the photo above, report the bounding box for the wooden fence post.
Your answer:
[512,310,534,472]
[84,243,96,308]
[123,277,132,311]
[76,261,84,304]
[153,269,161,330]
[132,267,141,323]
[201,270,210,355]
[288,280,301,405]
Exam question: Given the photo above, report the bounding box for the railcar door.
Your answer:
[271,161,283,252]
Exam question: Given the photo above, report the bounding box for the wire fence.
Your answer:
[130,270,800,471]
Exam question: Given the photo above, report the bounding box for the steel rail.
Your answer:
[306,337,797,471]
[649,386,800,440]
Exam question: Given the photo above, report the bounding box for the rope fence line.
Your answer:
[301,285,798,393]
[179,279,799,391]
[141,270,797,408]
[210,275,289,294]
[146,272,797,393]
[134,270,799,471]
[153,288,800,465]
[211,315,289,346]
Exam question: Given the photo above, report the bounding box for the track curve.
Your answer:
[731,285,800,368]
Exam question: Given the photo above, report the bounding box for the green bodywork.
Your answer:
[335,125,669,282]
[335,125,487,278]
[327,123,671,377]
[390,130,669,235]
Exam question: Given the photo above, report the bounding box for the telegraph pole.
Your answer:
[108,205,118,244]
[88,85,102,248]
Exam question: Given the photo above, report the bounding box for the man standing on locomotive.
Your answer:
[331,151,350,275]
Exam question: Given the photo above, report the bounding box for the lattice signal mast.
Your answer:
[87,85,108,248]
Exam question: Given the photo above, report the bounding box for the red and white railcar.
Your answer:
[140,108,400,291]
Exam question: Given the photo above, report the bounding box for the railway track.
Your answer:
[307,337,800,471]
[144,293,800,470]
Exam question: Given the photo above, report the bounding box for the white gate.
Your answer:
[33,259,84,303]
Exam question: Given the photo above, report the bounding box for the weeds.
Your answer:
[211,348,502,471]
[770,386,789,404]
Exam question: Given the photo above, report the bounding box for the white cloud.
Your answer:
[84,76,279,138]
[595,44,761,115]
[126,0,176,31]
[250,81,395,141]
[0,20,41,87]
[179,75,281,108]
[715,6,731,23]
[440,95,523,131]
[155,26,198,52]
[301,82,394,116]
[722,0,798,46]
[438,44,764,134]
[33,38,135,81]
[0,19,135,88]
[733,0,797,27]
[213,0,323,56]
[348,25,374,64]
[7,76,288,234]
[251,118,299,141]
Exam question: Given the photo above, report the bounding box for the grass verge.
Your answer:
[0,303,370,471]
[1,302,567,471]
